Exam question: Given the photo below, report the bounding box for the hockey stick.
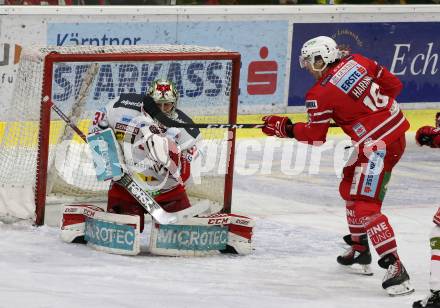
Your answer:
[142,95,339,129]
[47,99,208,225]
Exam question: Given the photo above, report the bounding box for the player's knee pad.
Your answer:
[61,204,105,243]
[149,213,255,257]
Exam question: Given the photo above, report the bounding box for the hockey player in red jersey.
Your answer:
[413,113,440,308]
[261,36,414,296]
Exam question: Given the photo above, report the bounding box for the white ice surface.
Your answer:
[0,135,439,308]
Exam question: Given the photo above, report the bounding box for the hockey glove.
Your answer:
[261,115,294,138]
[415,126,440,148]
[141,125,179,168]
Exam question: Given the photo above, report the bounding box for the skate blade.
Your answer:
[385,280,415,297]
[339,264,373,276]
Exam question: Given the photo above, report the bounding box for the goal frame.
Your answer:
[35,51,241,226]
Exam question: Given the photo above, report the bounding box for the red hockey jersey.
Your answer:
[293,54,409,146]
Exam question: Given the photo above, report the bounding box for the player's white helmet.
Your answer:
[147,79,179,117]
[299,36,341,72]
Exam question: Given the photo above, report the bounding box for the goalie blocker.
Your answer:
[61,205,254,256]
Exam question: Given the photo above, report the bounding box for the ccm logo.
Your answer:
[83,209,96,217]
[208,218,229,225]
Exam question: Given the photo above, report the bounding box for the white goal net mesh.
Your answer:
[0,45,237,224]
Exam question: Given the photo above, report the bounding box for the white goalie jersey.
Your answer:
[90,93,201,195]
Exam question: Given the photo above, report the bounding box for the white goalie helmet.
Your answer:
[299,36,341,72]
[147,79,179,117]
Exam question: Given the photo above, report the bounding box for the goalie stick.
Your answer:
[47,98,208,225]
[142,95,338,129]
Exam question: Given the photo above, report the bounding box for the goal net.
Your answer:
[0,45,240,225]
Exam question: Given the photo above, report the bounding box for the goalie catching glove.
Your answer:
[140,124,190,183]
[261,115,295,138]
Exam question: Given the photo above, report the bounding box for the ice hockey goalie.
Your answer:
[60,79,254,256]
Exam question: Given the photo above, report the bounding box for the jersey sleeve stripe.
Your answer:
[310,119,331,124]
[373,116,406,142]
[312,109,333,116]
[356,103,402,144]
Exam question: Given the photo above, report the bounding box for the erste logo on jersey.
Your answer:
[330,60,357,85]
[330,60,367,94]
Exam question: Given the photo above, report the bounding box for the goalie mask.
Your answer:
[299,36,341,72]
[147,79,179,118]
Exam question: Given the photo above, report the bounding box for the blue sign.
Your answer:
[289,22,440,106]
[47,21,288,109]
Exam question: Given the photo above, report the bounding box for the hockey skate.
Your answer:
[413,290,440,308]
[337,234,373,276]
[378,253,414,296]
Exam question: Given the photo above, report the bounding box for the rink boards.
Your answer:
[0,109,436,146]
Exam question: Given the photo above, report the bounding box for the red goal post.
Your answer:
[0,45,240,226]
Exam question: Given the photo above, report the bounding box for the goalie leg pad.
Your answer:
[60,204,105,243]
[84,210,141,256]
[225,214,255,255]
[149,213,255,256]
[149,214,229,257]
[61,204,141,256]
